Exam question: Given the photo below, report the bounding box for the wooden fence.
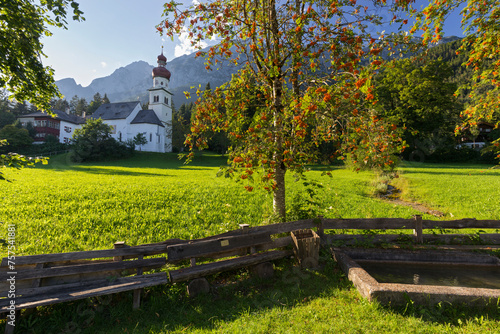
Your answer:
[1,215,499,330]
[180,216,500,248]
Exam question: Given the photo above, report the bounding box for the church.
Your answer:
[18,51,173,153]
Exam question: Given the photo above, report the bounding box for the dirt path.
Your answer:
[380,185,445,217]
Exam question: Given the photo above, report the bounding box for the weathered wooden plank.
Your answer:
[181,236,293,261]
[0,244,169,267]
[322,233,500,246]
[255,236,293,252]
[0,258,166,281]
[0,272,167,301]
[320,218,500,231]
[336,248,500,265]
[0,269,130,294]
[195,220,317,240]
[169,249,292,283]
[235,220,317,236]
[422,233,500,244]
[322,234,413,245]
[167,233,272,262]
[421,219,500,229]
[322,218,414,230]
[0,273,170,313]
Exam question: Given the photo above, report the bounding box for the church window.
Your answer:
[161,81,163,85]
[150,133,152,142]
[164,97,168,105]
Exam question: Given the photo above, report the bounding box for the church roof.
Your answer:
[152,50,171,80]
[130,110,164,127]
[92,101,140,120]
[153,66,171,80]
[19,110,86,124]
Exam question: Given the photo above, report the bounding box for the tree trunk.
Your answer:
[269,0,286,222]
[273,160,286,221]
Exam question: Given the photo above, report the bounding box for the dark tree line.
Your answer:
[51,92,110,116]
[0,90,109,154]
[373,39,499,163]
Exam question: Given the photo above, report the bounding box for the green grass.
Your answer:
[0,152,425,256]
[396,162,500,219]
[1,153,499,333]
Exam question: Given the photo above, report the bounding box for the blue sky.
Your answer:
[42,0,466,87]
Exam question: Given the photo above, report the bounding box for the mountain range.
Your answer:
[56,47,238,108]
[56,36,463,109]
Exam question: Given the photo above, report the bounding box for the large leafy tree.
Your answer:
[160,0,412,220]
[375,58,460,158]
[411,0,500,160]
[0,125,33,151]
[0,0,84,112]
[1,0,83,178]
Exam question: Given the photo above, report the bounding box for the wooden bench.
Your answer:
[167,232,292,294]
[0,241,171,334]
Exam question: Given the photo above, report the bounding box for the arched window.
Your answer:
[164,97,168,105]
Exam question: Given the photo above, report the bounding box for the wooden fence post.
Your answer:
[239,224,254,254]
[413,215,423,244]
[316,216,324,239]
[133,255,144,309]
[113,241,126,261]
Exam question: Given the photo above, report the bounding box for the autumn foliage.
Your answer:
[159,0,412,219]
[411,0,500,161]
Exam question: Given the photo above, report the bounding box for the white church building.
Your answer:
[18,51,173,153]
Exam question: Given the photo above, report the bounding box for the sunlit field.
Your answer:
[0,152,428,257]
[397,161,500,219]
[1,153,499,333]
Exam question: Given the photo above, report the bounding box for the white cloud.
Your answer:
[100,61,107,68]
[174,26,208,57]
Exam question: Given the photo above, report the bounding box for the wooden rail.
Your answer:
[1,216,499,333]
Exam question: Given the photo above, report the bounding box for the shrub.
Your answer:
[70,119,134,162]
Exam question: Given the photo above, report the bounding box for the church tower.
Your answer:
[149,48,172,151]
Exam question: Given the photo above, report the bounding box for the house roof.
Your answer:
[92,101,140,120]
[19,110,86,124]
[130,110,164,127]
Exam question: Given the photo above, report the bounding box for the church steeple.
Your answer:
[152,47,171,87]
[148,47,173,151]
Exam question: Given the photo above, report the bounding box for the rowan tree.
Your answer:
[160,0,413,220]
[410,0,500,161]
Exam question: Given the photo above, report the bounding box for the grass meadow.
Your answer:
[1,152,499,333]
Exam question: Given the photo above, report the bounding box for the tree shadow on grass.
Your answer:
[41,152,223,176]
[8,256,351,334]
[400,162,499,176]
[6,255,500,333]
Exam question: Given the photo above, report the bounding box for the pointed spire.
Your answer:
[157,46,167,65]
[153,46,170,80]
